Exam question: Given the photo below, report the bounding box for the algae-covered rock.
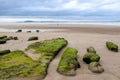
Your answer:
[0,38,68,79]
[26,38,68,78]
[7,36,18,40]
[57,47,80,76]
[0,35,7,39]
[106,41,118,52]
[0,50,48,79]
[7,36,14,40]
[28,36,38,41]
[87,47,96,53]
[88,62,104,73]
[83,53,100,64]
[0,39,7,44]
[0,49,11,55]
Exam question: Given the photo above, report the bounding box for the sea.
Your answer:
[0,16,120,25]
[0,16,120,32]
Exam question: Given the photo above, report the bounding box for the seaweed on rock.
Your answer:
[83,53,100,64]
[0,50,46,79]
[26,38,68,78]
[0,35,7,39]
[0,38,68,79]
[57,47,80,76]
[83,47,104,73]
[106,41,118,52]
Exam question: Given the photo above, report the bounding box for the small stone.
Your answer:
[28,36,38,41]
[27,31,31,33]
[36,30,39,33]
[87,47,96,53]
[13,37,18,40]
[16,30,22,32]
[88,62,104,73]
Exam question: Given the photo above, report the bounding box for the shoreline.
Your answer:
[0,24,120,34]
[0,23,120,28]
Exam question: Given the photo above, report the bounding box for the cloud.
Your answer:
[62,0,94,11]
[61,0,120,11]
[100,3,120,11]
[0,0,120,16]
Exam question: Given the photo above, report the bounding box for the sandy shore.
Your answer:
[0,24,120,34]
[0,24,120,80]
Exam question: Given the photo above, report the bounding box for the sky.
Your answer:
[0,0,120,16]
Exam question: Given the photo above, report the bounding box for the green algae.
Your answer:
[57,47,80,76]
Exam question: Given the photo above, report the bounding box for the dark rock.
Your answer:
[28,36,38,41]
[16,30,22,32]
[13,37,18,40]
[0,39,7,44]
[27,31,31,33]
[0,49,11,55]
[36,30,39,33]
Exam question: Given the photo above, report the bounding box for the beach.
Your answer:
[0,24,120,80]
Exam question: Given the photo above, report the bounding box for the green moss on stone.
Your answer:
[0,50,46,79]
[57,47,80,76]
[26,38,68,55]
[0,35,7,39]
[83,53,100,64]
[26,38,68,77]
[0,38,68,79]
[106,41,118,52]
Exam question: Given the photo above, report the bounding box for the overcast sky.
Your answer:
[0,0,120,16]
